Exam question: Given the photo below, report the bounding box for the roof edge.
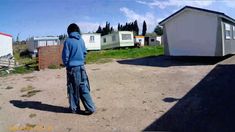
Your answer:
[0,32,12,37]
[159,6,230,25]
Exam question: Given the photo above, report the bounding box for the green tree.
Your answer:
[154,25,163,36]
[96,26,102,34]
[142,21,147,36]
[134,20,139,35]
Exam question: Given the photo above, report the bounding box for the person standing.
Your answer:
[62,23,96,114]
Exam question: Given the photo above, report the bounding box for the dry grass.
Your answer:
[5,86,14,90]
[29,113,37,118]
[20,85,42,97]
[21,90,42,97]
[20,85,34,92]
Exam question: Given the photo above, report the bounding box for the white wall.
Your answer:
[0,34,13,57]
[148,37,160,46]
[156,36,162,45]
[82,34,101,50]
[165,9,218,56]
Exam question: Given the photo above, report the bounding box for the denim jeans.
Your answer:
[66,66,96,112]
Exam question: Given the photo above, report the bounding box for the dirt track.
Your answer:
[0,56,234,132]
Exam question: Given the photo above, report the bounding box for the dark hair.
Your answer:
[67,23,81,34]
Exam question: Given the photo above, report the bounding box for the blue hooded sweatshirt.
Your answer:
[62,32,87,68]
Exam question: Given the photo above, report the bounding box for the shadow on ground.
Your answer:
[117,55,233,67]
[10,100,94,115]
[10,100,71,113]
[144,64,235,132]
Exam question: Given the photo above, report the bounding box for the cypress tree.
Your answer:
[142,21,147,36]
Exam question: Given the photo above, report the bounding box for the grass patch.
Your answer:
[29,113,37,118]
[20,85,42,97]
[12,44,38,74]
[48,64,61,69]
[21,90,42,97]
[20,85,35,92]
[23,76,36,81]
[6,86,13,90]
[25,123,36,128]
[86,46,163,64]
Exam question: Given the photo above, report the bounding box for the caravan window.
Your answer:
[89,36,95,43]
[122,34,132,40]
[233,26,235,39]
[225,23,231,39]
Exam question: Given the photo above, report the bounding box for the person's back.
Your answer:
[62,31,86,67]
[62,23,96,115]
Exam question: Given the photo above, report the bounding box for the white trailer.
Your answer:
[26,36,60,54]
[82,33,101,50]
[0,32,13,57]
[101,31,134,49]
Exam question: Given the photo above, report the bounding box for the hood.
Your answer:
[69,32,80,40]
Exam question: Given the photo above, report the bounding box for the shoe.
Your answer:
[71,110,77,114]
[84,110,94,115]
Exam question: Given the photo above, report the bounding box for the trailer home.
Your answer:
[82,33,101,50]
[159,6,235,56]
[134,36,145,46]
[101,31,134,49]
[0,32,13,57]
[26,36,60,54]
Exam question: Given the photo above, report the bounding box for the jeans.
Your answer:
[66,66,96,112]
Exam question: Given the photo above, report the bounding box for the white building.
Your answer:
[101,31,134,49]
[0,32,13,57]
[148,36,162,46]
[82,33,101,50]
[26,36,60,54]
[160,6,235,56]
[134,36,145,46]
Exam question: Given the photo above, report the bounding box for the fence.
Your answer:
[38,45,63,70]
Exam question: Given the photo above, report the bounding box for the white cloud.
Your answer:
[137,0,214,9]
[76,22,105,33]
[120,7,160,33]
[224,1,235,8]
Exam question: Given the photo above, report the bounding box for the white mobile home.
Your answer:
[0,32,13,57]
[148,36,161,46]
[134,36,145,46]
[101,31,134,49]
[26,36,60,54]
[160,6,235,56]
[82,33,101,50]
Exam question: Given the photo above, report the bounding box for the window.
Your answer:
[122,34,132,40]
[151,39,155,42]
[225,23,231,39]
[103,38,106,43]
[112,35,116,41]
[233,26,235,39]
[89,36,95,43]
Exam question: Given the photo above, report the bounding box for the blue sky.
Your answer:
[0,0,235,40]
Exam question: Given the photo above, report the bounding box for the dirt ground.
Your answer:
[0,55,234,132]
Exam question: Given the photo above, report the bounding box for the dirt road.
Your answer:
[0,56,234,132]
